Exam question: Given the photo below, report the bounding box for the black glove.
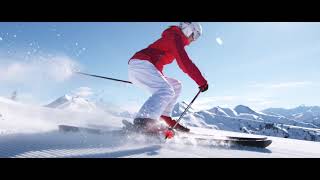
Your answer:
[199,83,209,92]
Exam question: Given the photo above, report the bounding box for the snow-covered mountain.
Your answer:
[263,105,320,126]
[45,94,99,113]
[208,106,231,117]
[219,107,238,117]
[45,94,136,120]
[234,105,318,128]
[172,101,196,117]
[263,105,320,117]
[45,95,71,108]
[173,103,320,142]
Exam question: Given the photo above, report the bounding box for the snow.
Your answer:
[237,113,259,120]
[45,95,73,108]
[234,105,258,115]
[1,96,320,158]
[220,107,238,117]
[172,102,195,117]
[193,108,320,141]
[263,106,320,127]
[0,96,122,135]
[1,125,320,158]
[216,37,223,45]
[0,55,78,83]
[208,107,230,117]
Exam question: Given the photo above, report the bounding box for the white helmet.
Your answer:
[179,22,202,41]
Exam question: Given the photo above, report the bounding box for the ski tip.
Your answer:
[264,139,273,148]
[58,125,80,132]
[234,139,273,148]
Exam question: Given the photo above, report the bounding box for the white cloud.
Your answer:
[193,96,238,110]
[192,95,278,111]
[0,54,79,83]
[249,81,313,89]
[216,37,223,45]
[72,87,93,98]
[270,81,312,88]
[247,98,275,106]
[6,92,44,105]
[185,81,317,112]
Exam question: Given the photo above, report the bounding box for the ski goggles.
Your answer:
[193,31,201,41]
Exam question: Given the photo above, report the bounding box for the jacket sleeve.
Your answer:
[170,34,207,87]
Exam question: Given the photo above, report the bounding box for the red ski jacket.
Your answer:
[129,26,207,87]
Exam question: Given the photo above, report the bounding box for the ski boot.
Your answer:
[160,115,190,132]
[133,118,168,136]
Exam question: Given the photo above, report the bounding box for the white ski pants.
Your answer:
[128,59,182,120]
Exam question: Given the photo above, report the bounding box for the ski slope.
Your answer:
[1,96,320,158]
[1,128,320,158]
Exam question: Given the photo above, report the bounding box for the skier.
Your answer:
[128,22,208,134]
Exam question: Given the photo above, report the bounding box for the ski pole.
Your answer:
[76,72,133,84]
[165,89,202,139]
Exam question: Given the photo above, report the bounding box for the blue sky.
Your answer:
[0,22,320,111]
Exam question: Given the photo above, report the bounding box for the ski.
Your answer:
[122,119,268,140]
[121,120,272,148]
[59,124,267,142]
[186,132,268,141]
[58,120,272,148]
[176,133,272,148]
